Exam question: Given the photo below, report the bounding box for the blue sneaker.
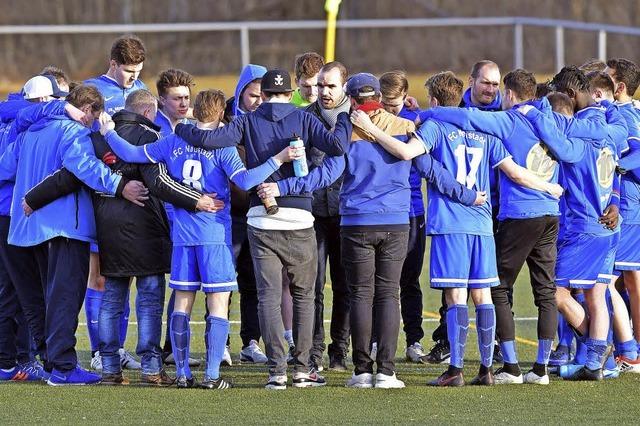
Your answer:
[0,366,22,381]
[548,347,571,367]
[17,361,50,381]
[47,366,101,386]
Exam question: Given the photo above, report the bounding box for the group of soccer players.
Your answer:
[1,33,640,390]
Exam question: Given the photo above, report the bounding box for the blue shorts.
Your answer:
[90,243,99,253]
[614,223,640,271]
[429,234,499,289]
[556,232,617,289]
[169,244,238,293]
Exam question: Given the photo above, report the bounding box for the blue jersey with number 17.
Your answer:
[144,135,243,246]
[415,120,510,236]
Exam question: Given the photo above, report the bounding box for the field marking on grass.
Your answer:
[422,310,539,347]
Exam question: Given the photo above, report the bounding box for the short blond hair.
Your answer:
[194,89,226,123]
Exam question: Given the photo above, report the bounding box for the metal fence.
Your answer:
[1,16,639,71]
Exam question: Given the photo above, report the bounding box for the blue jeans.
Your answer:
[99,275,165,374]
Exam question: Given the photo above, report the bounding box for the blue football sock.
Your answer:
[558,313,574,348]
[605,353,616,370]
[84,288,103,353]
[170,312,191,378]
[119,290,130,348]
[446,304,468,369]
[585,338,608,370]
[536,339,553,365]
[615,339,638,360]
[574,335,588,365]
[500,340,518,364]
[205,316,230,380]
[475,304,495,368]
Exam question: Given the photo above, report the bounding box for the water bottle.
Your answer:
[290,135,308,177]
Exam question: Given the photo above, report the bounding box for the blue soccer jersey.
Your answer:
[104,130,279,246]
[84,75,147,116]
[414,120,510,236]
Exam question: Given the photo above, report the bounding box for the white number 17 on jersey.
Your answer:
[454,145,483,189]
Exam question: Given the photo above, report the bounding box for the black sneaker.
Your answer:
[493,343,503,364]
[101,372,129,386]
[428,369,464,387]
[292,369,326,388]
[328,353,348,371]
[176,375,197,388]
[286,345,295,366]
[469,368,495,386]
[425,341,450,364]
[200,376,233,390]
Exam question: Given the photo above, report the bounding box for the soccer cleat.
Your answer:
[286,345,295,366]
[345,372,374,388]
[604,367,620,379]
[406,342,429,364]
[16,360,50,381]
[140,369,175,387]
[563,366,603,381]
[100,372,130,386]
[163,352,201,367]
[425,341,451,364]
[119,349,141,370]
[328,353,348,371]
[47,366,102,386]
[176,375,197,388]
[469,369,495,386]
[558,363,583,379]
[493,367,524,384]
[428,369,465,387]
[370,342,378,361]
[0,365,43,382]
[265,374,287,390]
[90,351,103,371]
[615,355,640,374]
[548,347,571,367]
[239,340,268,364]
[292,369,326,388]
[201,376,233,390]
[523,370,550,385]
[221,346,233,367]
[374,372,405,389]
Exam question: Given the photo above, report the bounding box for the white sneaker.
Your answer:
[163,352,201,367]
[374,372,405,389]
[370,342,378,360]
[90,351,102,371]
[406,342,428,363]
[494,367,523,384]
[240,340,268,364]
[119,348,141,370]
[221,346,233,366]
[265,374,287,390]
[523,370,550,385]
[346,372,374,388]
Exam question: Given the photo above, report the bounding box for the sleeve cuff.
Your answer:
[115,176,128,198]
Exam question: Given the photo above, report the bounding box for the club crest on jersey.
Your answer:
[596,147,615,188]
[274,75,284,86]
[526,143,557,182]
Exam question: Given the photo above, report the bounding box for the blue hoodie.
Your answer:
[232,64,267,118]
[176,101,351,213]
[84,74,147,116]
[0,107,123,247]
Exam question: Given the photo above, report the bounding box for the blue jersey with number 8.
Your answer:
[145,135,246,246]
[415,120,510,236]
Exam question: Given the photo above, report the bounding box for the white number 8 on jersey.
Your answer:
[182,159,203,191]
